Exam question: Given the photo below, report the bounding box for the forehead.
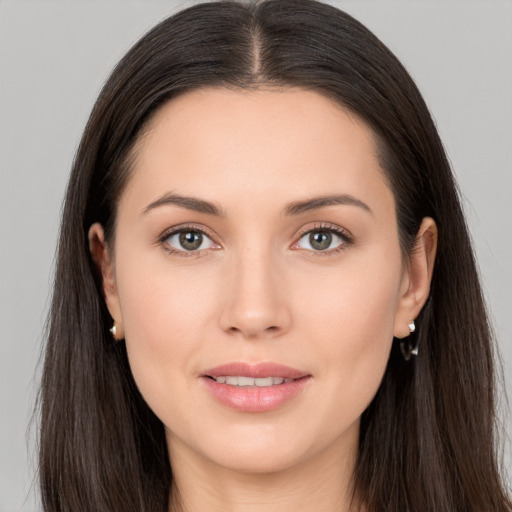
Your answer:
[121,86,391,213]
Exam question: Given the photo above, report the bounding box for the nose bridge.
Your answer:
[220,237,291,338]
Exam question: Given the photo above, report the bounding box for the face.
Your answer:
[91,87,429,476]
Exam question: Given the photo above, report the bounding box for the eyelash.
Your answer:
[158,222,353,258]
[294,223,354,256]
[159,224,218,258]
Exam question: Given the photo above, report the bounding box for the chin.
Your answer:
[168,425,315,475]
[208,449,306,475]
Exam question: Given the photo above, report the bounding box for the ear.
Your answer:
[393,217,438,339]
[88,223,125,339]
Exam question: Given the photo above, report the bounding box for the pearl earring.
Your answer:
[400,319,418,361]
[110,322,118,340]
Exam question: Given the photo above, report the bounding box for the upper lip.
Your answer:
[202,362,310,380]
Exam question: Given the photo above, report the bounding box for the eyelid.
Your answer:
[159,223,218,242]
[158,223,221,256]
[295,222,353,240]
[291,222,354,252]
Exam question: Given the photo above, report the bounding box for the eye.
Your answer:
[292,226,351,253]
[162,227,219,254]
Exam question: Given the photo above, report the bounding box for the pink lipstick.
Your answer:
[201,362,311,412]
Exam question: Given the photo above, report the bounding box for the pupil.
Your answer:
[179,231,202,250]
[310,231,332,250]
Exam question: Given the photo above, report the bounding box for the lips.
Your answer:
[203,362,310,380]
[200,362,312,412]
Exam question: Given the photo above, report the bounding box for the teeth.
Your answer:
[256,377,274,386]
[213,376,295,387]
[238,376,254,386]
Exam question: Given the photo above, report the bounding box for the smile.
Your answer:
[209,376,294,386]
[201,362,311,412]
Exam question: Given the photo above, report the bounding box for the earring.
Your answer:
[110,322,118,340]
[400,319,418,361]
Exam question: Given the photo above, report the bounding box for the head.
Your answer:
[40,1,507,511]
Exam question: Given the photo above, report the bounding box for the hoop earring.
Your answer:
[400,319,418,361]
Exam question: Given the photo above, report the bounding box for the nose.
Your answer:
[219,245,292,340]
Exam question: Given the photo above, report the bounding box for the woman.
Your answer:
[38,0,511,510]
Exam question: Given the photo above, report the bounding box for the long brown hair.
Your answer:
[38,1,511,510]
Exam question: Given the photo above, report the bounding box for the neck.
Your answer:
[167,428,363,512]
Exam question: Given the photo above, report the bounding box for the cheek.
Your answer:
[115,254,220,407]
[121,267,215,341]
[295,251,402,410]
[299,252,401,329]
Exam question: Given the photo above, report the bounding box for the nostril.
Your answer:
[219,292,292,338]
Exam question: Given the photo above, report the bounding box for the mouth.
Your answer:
[202,361,310,382]
[205,375,295,387]
[201,362,312,412]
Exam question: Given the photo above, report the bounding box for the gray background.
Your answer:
[1,1,511,510]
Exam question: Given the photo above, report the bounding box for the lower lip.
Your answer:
[201,376,311,412]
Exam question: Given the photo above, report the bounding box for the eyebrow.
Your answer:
[283,194,373,216]
[142,192,226,217]
[142,192,372,217]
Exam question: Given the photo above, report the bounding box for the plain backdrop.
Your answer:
[0,1,511,510]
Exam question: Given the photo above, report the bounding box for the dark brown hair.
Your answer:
[39,1,511,510]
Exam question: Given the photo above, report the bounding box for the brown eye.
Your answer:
[179,231,203,250]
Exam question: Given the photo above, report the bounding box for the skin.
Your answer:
[89,87,437,512]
